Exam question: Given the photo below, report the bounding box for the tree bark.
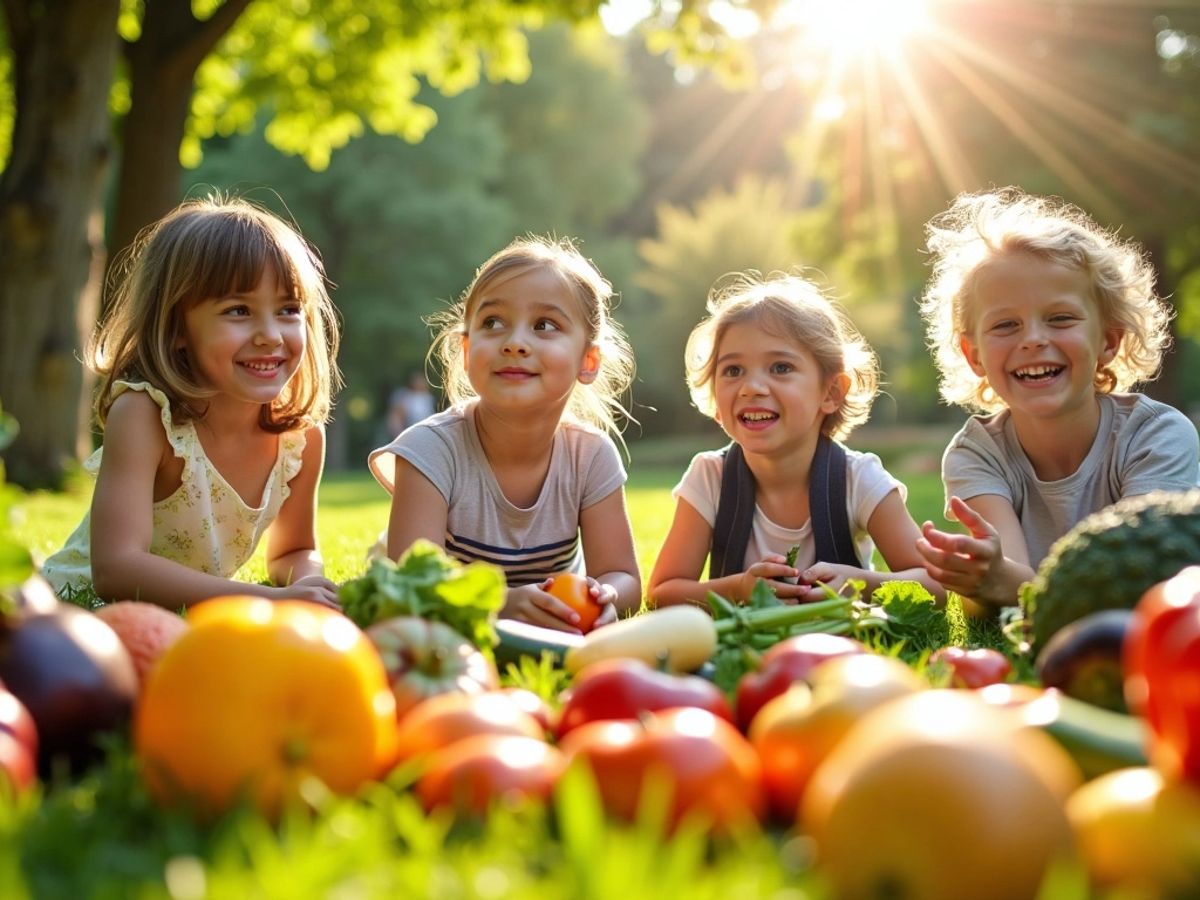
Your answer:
[0,0,120,487]
[106,0,252,270]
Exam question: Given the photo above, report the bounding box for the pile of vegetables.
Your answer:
[2,526,1200,898]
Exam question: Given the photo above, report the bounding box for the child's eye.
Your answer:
[1049,314,1080,325]
[479,316,503,330]
[987,319,1018,332]
[222,305,250,317]
[280,303,303,317]
[770,361,794,375]
[719,364,743,378]
[533,318,561,332]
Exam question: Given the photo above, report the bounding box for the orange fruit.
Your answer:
[546,573,602,633]
[95,601,189,689]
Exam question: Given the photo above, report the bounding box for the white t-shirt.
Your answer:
[943,393,1200,567]
[672,446,904,571]
[369,403,627,585]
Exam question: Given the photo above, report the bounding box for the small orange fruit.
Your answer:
[95,601,189,689]
[546,573,602,633]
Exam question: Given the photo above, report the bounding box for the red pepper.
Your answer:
[929,646,1012,689]
[1124,566,1200,783]
[556,658,732,739]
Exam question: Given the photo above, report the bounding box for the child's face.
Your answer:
[179,266,306,407]
[711,321,843,454]
[960,251,1122,423]
[462,266,599,414]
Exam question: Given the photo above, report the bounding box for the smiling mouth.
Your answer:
[1012,365,1064,382]
[739,410,778,423]
[240,360,284,375]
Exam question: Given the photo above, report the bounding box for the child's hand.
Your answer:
[277,575,341,609]
[916,497,1004,601]
[794,563,858,603]
[501,583,584,634]
[738,554,807,604]
[588,577,620,628]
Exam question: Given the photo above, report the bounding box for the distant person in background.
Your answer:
[369,236,641,631]
[386,370,436,436]
[915,187,1200,610]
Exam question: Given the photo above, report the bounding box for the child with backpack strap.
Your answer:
[648,273,944,608]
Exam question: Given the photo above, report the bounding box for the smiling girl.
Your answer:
[916,188,1199,609]
[648,273,941,609]
[43,197,343,609]
[369,236,640,631]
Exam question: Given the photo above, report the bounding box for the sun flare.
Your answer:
[774,0,933,59]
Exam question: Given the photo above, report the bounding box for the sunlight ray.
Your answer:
[861,52,904,291]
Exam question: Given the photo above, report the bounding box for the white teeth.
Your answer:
[243,361,280,371]
[741,411,777,421]
[1014,365,1062,379]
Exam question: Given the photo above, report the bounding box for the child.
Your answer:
[42,197,343,609]
[648,273,943,608]
[369,236,641,632]
[916,187,1200,609]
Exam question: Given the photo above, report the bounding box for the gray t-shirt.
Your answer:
[943,393,1200,567]
[368,404,626,586]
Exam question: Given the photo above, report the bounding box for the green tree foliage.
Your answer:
[189,24,648,463]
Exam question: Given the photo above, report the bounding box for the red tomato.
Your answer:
[560,707,764,833]
[1124,567,1200,782]
[416,734,565,816]
[366,616,498,720]
[394,691,545,764]
[929,646,1013,689]
[546,573,602,633]
[498,687,557,735]
[735,633,865,731]
[555,659,733,739]
[0,731,35,795]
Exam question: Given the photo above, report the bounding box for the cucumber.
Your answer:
[493,619,585,668]
[564,605,717,675]
[1021,690,1147,780]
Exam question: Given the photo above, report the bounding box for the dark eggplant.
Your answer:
[0,575,137,774]
[1035,608,1132,713]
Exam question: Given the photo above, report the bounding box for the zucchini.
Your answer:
[494,619,585,668]
[564,605,717,675]
[1020,690,1147,780]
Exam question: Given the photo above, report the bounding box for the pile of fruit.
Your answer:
[3,520,1200,898]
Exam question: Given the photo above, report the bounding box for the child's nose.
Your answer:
[1019,323,1048,348]
[253,317,282,345]
[502,331,530,355]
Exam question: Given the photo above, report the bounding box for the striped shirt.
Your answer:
[369,403,626,586]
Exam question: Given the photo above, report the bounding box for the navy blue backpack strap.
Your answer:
[709,443,756,578]
[809,434,860,567]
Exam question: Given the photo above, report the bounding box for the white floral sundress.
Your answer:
[41,381,306,596]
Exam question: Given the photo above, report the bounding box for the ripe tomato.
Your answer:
[135,597,399,819]
[560,707,764,833]
[416,734,566,816]
[735,633,865,731]
[750,653,924,821]
[1067,766,1200,895]
[366,616,498,720]
[1124,567,1200,782]
[929,646,1013,689]
[556,658,733,739]
[394,691,545,764]
[804,690,1081,900]
[545,573,602,633]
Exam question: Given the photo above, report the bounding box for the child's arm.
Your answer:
[648,498,806,608]
[385,456,450,559]
[578,486,642,623]
[89,393,332,609]
[916,495,1034,609]
[800,488,946,604]
[265,424,339,607]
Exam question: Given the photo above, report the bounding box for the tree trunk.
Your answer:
[0,0,120,488]
[106,0,252,271]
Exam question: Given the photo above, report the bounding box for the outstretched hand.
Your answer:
[279,575,342,609]
[501,583,584,634]
[915,496,1007,603]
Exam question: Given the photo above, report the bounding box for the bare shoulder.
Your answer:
[104,390,170,452]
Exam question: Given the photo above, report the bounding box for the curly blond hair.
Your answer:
[920,187,1171,414]
[91,195,342,432]
[684,272,879,441]
[427,235,635,437]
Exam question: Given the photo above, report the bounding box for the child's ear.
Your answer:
[821,372,851,414]
[578,344,601,384]
[461,333,470,370]
[959,335,987,378]
[1098,325,1124,366]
